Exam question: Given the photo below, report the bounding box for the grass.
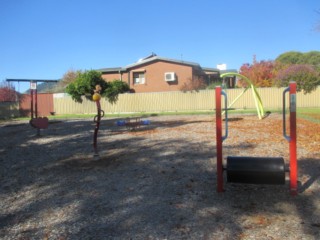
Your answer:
[296,108,320,123]
[4,108,319,123]
[47,111,218,119]
[226,107,320,123]
[52,107,320,119]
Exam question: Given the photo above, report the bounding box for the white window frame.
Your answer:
[133,72,145,84]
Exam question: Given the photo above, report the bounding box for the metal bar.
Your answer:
[282,86,290,141]
[251,85,262,119]
[221,90,228,142]
[6,79,59,83]
[222,87,248,116]
[35,87,38,118]
[215,86,224,192]
[30,89,34,119]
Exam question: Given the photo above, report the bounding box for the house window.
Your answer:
[133,72,145,84]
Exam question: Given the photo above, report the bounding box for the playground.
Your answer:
[0,113,320,239]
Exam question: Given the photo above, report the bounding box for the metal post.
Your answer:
[283,82,298,195]
[32,81,40,136]
[289,82,297,195]
[35,87,38,118]
[216,86,224,192]
[30,89,34,119]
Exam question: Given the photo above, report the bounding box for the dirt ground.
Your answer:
[0,113,319,239]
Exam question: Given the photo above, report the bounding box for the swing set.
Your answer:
[6,79,59,135]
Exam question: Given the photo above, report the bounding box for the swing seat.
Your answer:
[30,117,49,129]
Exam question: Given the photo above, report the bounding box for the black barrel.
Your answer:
[226,156,285,185]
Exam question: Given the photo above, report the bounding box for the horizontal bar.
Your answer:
[6,79,59,83]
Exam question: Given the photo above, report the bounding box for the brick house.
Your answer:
[99,53,236,93]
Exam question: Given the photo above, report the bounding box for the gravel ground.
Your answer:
[0,114,319,240]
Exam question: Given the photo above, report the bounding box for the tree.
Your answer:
[0,80,17,102]
[104,79,130,104]
[65,70,130,160]
[238,58,275,87]
[57,69,82,92]
[303,51,320,67]
[65,70,129,104]
[276,51,320,69]
[275,51,304,65]
[274,64,320,94]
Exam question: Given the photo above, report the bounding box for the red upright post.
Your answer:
[289,82,297,195]
[216,86,224,192]
[34,88,38,118]
[30,89,34,119]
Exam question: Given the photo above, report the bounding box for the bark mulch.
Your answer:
[0,113,319,239]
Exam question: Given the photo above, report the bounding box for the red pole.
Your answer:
[35,88,38,118]
[30,89,34,119]
[216,86,224,192]
[289,82,297,195]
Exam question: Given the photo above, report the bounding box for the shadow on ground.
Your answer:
[0,116,319,239]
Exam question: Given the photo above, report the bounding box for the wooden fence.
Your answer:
[0,102,20,119]
[0,93,54,118]
[1,88,318,118]
[53,87,320,115]
[19,93,54,117]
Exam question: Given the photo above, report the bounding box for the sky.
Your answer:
[1,0,319,92]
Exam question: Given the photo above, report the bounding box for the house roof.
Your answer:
[98,54,202,73]
[98,54,238,74]
[98,67,124,73]
[125,55,201,69]
[219,69,238,74]
[202,67,220,73]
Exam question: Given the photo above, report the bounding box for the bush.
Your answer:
[239,60,275,87]
[180,77,207,92]
[274,64,320,94]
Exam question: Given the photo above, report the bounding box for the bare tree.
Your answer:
[58,69,82,90]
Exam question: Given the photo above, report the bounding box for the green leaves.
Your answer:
[104,80,130,104]
[66,82,82,103]
[276,51,320,66]
[65,70,129,104]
